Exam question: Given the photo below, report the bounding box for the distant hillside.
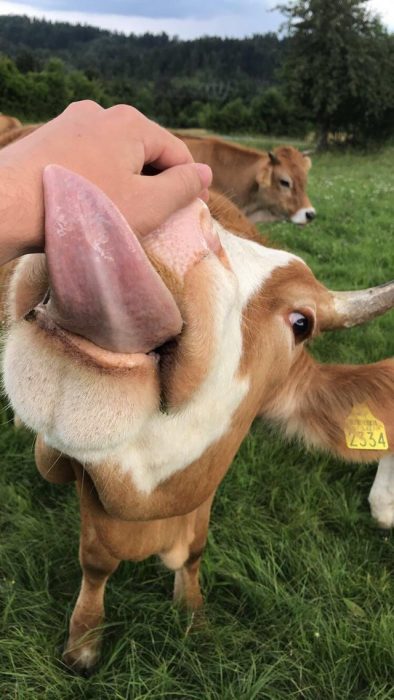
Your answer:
[0,15,305,134]
[0,15,285,87]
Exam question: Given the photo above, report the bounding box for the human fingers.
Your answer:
[103,105,195,170]
[124,163,212,234]
[144,125,195,170]
[61,99,104,117]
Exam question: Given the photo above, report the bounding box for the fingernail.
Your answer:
[194,162,212,189]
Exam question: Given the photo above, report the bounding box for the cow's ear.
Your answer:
[265,355,394,463]
[256,160,273,188]
[303,155,312,172]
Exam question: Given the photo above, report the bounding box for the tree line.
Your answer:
[0,2,393,146]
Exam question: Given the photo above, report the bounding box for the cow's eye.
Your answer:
[279,178,291,188]
[289,311,313,343]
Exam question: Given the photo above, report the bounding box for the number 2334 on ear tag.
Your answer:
[344,404,389,450]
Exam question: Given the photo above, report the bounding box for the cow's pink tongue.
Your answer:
[43,165,184,354]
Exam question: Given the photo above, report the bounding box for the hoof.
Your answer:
[62,640,101,676]
[186,606,207,633]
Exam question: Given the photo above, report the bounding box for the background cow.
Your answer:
[175,133,316,225]
[2,166,393,673]
[0,114,22,135]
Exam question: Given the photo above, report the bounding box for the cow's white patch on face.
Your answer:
[291,207,316,225]
[217,226,304,307]
[368,455,394,528]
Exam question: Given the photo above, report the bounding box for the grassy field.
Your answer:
[1,139,394,699]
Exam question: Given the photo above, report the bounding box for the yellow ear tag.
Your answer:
[344,403,388,450]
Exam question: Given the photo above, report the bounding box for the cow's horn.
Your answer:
[324,281,394,329]
[268,151,280,165]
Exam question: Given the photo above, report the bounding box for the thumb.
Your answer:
[129,162,212,235]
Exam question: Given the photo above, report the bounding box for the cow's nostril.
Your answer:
[306,210,316,221]
[24,308,37,322]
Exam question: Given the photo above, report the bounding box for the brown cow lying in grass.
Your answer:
[2,166,393,673]
[175,133,316,225]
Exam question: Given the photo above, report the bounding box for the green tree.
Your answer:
[280,0,394,146]
[251,87,287,134]
[67,69,108,106]
[0,54,28,117]
[204,98,252,133]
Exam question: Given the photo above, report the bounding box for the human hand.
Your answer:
[0,101,212,264]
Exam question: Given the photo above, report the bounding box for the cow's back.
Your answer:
[208,189,263,243]
[174,133,261,207]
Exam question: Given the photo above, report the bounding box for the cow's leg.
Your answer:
[173,494,214,611]
[63,525,120,673]
[368,455,394,529]
[173,549,205,612]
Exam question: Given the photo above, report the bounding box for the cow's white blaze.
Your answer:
[217,225,304,305]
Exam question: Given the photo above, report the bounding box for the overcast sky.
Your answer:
[0,0,393,39]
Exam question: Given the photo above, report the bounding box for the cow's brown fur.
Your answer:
[0,114,22,135]
[208,189,264,242]
[3,191,393,674]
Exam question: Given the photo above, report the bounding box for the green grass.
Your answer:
[1,142,394,699]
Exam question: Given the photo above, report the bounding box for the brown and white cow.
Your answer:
[2,166,393,673]
[174,134,316,225]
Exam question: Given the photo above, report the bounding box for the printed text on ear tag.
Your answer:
[344,403,388,450]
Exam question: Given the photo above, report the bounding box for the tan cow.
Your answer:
[3,166,393,673]
[0,114,22,135]
[175,133,316,225]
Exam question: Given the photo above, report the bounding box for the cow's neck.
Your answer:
[83,380,261,522]
[211,145,265,208]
